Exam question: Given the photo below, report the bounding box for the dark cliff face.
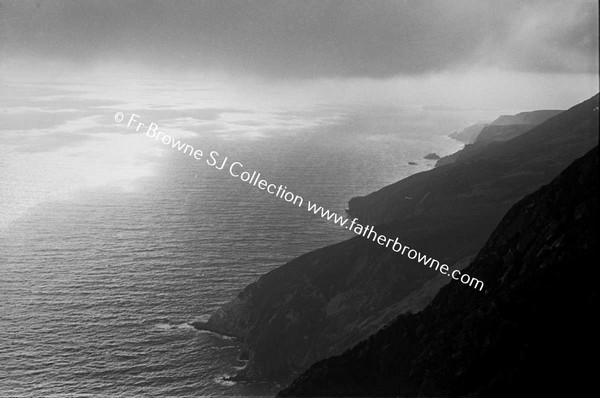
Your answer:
[200,94,598,381]
[280,145,599,397]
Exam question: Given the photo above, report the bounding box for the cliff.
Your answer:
[435,123,534,167]
[490,109,563,125]
[349,98,594,225]
[280,145,599,397]
[197,94,598,381]
[446,109,562,145]
[473,124,533,144]
[448,123,488,144]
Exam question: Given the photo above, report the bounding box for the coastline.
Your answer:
[194,132,470,383]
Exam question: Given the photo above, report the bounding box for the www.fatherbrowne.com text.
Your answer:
[115,111,485,291]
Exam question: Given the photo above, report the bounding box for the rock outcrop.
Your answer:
[423,153,440,160]
[280,145,599,397]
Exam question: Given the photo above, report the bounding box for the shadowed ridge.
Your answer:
[280,145,599,397]
[200,94,598,381]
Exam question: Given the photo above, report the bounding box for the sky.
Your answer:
[0,0,598,228]
[0,0,598,111]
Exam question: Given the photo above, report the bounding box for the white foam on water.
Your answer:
[214,375,237,387]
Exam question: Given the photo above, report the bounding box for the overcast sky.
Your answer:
[0,0,598,110]
[1,0,597,77]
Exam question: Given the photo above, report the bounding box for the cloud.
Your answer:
[0,0,597,79]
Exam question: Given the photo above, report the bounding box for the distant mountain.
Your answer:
[279,145,599,397]
[195,94,598,381]
[447,109,563,145]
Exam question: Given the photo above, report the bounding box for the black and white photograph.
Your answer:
[1,0,598,396]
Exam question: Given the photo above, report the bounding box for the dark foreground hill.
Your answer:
[280,145,599,397]
[195,94,598,381]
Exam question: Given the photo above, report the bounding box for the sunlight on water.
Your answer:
[0,116,163,229]
[0,75,465,396]
[1,75,469,230]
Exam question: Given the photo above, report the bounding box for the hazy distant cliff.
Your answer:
[198,94,599,381]
[436,109,564,167]
[348,101,593,226]
[280,145,599,397]
[447,109,562,144]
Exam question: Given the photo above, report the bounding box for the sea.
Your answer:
[0,77,468,396]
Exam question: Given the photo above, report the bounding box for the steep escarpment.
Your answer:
[449,122,488,144]
[198,226,476,380]
[199,94,598,381]
[349,98,594,225]
[491,109,563,125]
[280,145,599,397]
[437,109,564,167]
[435,124,532,167]
[446,109,562,145]
[473,124,533,144]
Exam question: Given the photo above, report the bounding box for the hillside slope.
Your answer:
[446,109,562,145]
[281,145,599,397]
[196,95,598,381]
[349,97,595,225]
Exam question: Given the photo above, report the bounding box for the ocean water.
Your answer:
[0,78,464,396]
